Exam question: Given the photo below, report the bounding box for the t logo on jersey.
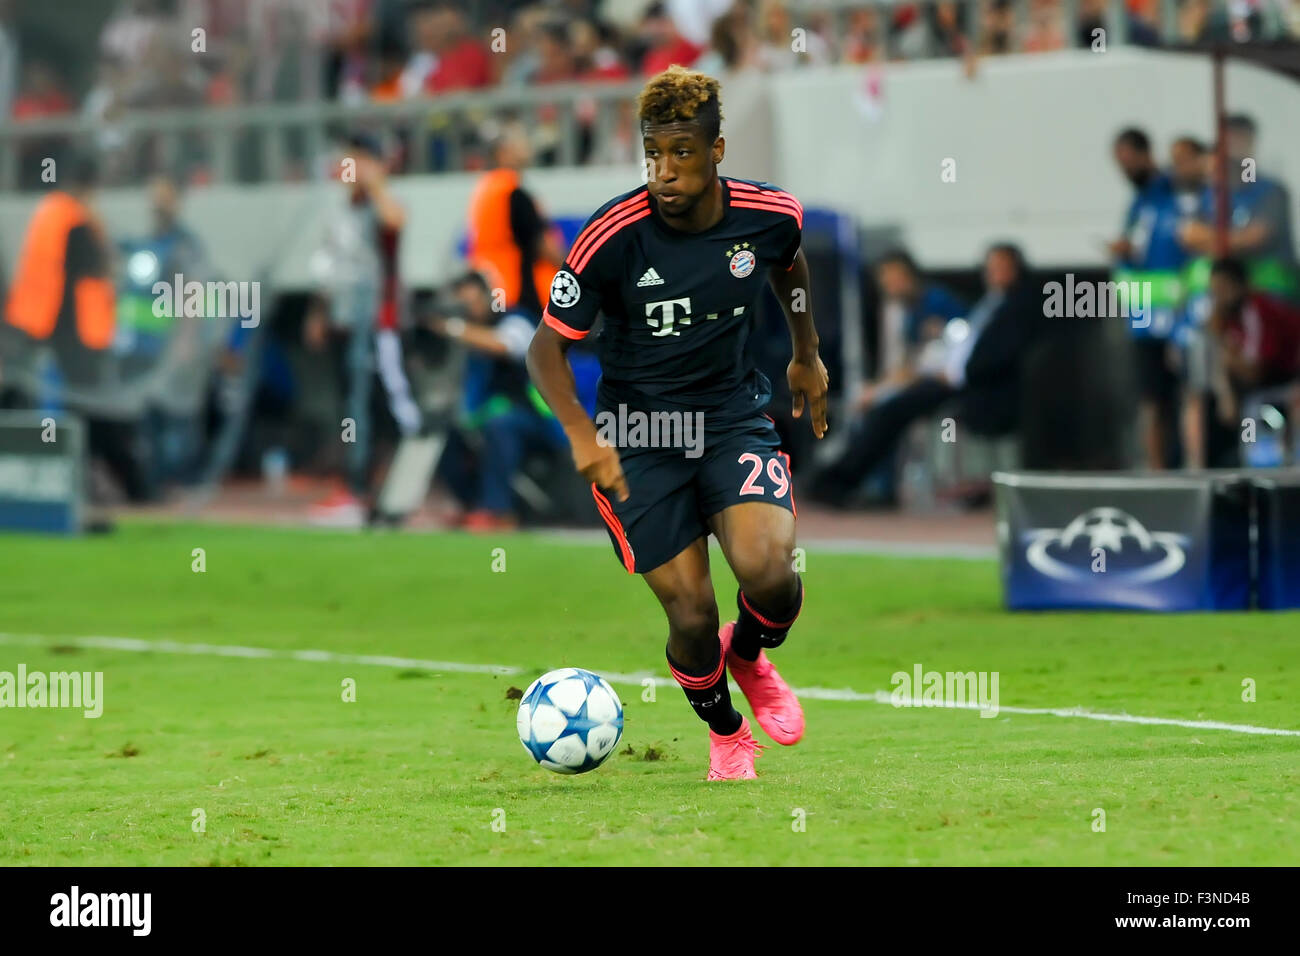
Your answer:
[645,297,745,337]
[645,297,691,337]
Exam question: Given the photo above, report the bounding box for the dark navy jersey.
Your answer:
[543,176,803,416]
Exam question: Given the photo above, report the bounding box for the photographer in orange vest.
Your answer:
[464,121,564,319]
[3,153,151,501]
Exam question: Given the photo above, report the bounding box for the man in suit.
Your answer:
[809,243,1038,506]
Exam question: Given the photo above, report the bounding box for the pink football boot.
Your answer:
[720,621,805,745]
[706,715,765,780]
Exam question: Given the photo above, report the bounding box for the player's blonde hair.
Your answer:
[637,65,723,141]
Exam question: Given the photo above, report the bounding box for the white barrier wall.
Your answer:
[769,49,1300,268]
[1,49,1296,289]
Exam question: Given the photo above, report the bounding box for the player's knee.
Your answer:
[734,539,799,610]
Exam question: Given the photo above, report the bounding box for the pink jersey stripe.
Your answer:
[728,182,804,212]
[572,205,651,274]
[730,199,803,228]
[728,190,804,216]
[568,192,650,266]
[591,485,636,573]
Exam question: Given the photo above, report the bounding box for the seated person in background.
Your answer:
[852,248,966,505]
[430,270,566,531]
[858,247,967,411]
[810,244,1038,507]
[1202,257,1300,439]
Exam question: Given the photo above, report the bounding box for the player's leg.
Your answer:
[697,418,805,744]
[641,539,763,780]
[709,499,803,658]
[591,445,764,780]
[707,499,806,745]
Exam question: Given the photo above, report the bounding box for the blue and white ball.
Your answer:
[516,668,623,774]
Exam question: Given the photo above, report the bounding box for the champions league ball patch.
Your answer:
[551,269,581,307]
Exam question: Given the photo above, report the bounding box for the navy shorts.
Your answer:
[591,412,796,574]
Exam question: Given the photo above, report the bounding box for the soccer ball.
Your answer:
[516,668,623,774]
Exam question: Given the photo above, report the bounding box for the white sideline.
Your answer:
[1,632,1297,738]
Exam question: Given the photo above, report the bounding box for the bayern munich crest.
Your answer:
[727,243,756,278]
[551,269,581,307]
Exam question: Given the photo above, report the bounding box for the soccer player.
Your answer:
[526,66,828,780]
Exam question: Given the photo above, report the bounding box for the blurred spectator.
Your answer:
[1109,127,1188,469]
[810,244,1039,507]
[695,1,762,74]
[322,0,374,103]
[400,2,443,96]
[370,43,407,101]
[12,60,74,119]
[892,5,933,59]
[465,121,564,320]
[930,2,971,58]
[1179,114,1299,303]
[891,2,972,59]
[574,18,631,82]
[1022,0,1067,52]
[118,175,217,488]
[430,270,567,531]
[842,6,884,63]
[2,154,151,501]
[1208,256,1300,390]
[1125,0,1163,45]
[1168,135,1210,461]
[424,4,493,93]
[640,1,706,74]
[850,249,968,505]
[498,5,548,87]
[757,0,831,70]
[535,20,579,84]
[569,18,634,163]
[981,0,1016,54]
[305,133,422,526]
[861,249,969,413]
[124,34,205,110]
[1170,136,1208,211]
[1075,0,1109,47]
[100,0,166,65]
[1177,0,1212,42]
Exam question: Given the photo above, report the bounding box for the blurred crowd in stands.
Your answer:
[5,0,1300,122]
[5,0,1300,187]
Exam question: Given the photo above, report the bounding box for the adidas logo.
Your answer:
[636,267,665,287]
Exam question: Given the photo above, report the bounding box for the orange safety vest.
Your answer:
[4,191,115,349]
[465,167,556,310]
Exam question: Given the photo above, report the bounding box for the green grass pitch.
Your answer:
[1,521,1296,865]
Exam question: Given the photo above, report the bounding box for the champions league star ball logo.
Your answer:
[1023,507,1188,584]
[551,269,581,307]
[726,243,756,278]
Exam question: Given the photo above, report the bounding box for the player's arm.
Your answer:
[526,324,629,501]
[769,248,829,438]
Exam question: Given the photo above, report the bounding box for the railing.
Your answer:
[0,78,647,191]
[0,0,1294,192]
